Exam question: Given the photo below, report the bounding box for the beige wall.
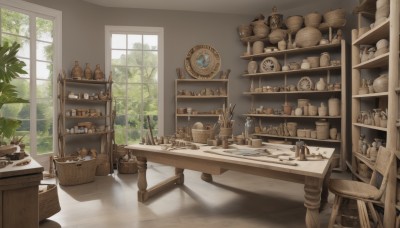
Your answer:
[24,0,358,138]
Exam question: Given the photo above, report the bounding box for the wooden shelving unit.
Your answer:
[351,1,399,225]
[175,78,229,131]
[240,37,346,170]
[57,75,114,174]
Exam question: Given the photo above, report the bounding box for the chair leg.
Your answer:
[357,200,371,228]
[328,195,342,228]
[367,202,383,228]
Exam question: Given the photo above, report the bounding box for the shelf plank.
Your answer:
[352,123,387,132]
[177,95,228,99]
[252,133,341,143]
[243,90,341,95]
[62,78,110,84]
[243,65,341,77]
[395,87,400,93]
[62,130,112,136]
[66,115,110,119]
[243,114,341,119]
[352,92,388,98]
[240,43,341,60]
[353,52,389,69]
[176,79,228,82]
[176,114,220,117]
[353,19,390,46]
[65,98,111,103]
[354,152,375,169]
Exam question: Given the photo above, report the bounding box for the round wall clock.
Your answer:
[297,76,314,91]
[184,45,221,79]
[260,57,281,73]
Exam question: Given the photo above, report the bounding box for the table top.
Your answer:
[0,156,43,179]
[126,143,335,179]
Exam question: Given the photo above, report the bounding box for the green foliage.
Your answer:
[0,42,28,140]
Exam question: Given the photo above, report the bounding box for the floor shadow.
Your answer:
[39,219,61,228]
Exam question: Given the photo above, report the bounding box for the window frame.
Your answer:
[0,0,62,161]
[105,26,164,141]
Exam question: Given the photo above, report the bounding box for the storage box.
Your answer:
[54,156,97,186]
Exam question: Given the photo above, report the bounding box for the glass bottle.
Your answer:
[244,117,254,139]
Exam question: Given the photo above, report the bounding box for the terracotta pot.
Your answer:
[282,104,292,115]
[372,74,388,93]
[328,97,340,116]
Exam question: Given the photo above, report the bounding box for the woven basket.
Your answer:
[304,12,322,28]
[39,184,61,221]
[307,56,320,68]
[118,159,138,174]
[192,129,211,144]
[285,15,303,33]
[54,156,97,186]
[295,27,322,48]
[96,154,110,176]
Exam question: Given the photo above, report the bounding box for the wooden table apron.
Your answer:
[127,144,333,228]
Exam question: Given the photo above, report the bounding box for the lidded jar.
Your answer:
[328,97,340,116]
[320,52,330,67]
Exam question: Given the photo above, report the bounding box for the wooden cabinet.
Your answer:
[57,76,114,174]
[351,0,399,226]
[175,79,229,131]
[0,157,43,228]
[241,39,346,170]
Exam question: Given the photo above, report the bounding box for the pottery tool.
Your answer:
[203,150,297,166]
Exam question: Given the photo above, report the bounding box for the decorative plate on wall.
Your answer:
[260,57,281,73]
[184,45,221,79]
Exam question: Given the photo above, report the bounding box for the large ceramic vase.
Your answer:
[372,74,388,93]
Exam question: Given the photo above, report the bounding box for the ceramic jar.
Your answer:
[315,119,329,140]
[286,122,298,136]
[282,103,292,115]
[71,60,83,79]
[297,99,310,109]
[79,147,88,157]
[252,41,264,55]
[278,39,287,51]
[247,61,258,74]
[316,77,327,91]
[320,52,330,67]
[308,105,318,116]
[307,56,320,68]
[329,128,338,140]
[328,97,340,116]
[94,64,104,80]
[311,130,317,139]
[318,102,328,116]
[84,63,92,80]
[295,107,303,116]
[372,74,388,93]
[300,59,311,69]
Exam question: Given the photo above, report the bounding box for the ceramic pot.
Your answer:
[238,24,252,38]
[380,118,387,128]
[372,74,388,93]
[320,52,330,67]
[311,130,317,139]
[285,15,303,33]
[282,65,289,71]
[304,129,311,138]
[297,129,306,138]
[252,41,264,55]
[287,122,298,136]
[247,61,258,74]
[282,104,292,115]
[315,119,329,140]
[294,107,303,116]
[308,105,318,116]
[303,104,309,116]
[318,102,328,116]
[300,59,310,69]
[328,97,340,116]
[297,99,310,108]
[329,128,338,140]
[307,56,320,68]
[79,147,88,157]
[316,77,327,91]
[219,127,233,138]
[269,29,287,44]
[84,63,92,80]
[278,39,287,51]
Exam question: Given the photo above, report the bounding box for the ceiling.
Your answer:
[83,0,317,15]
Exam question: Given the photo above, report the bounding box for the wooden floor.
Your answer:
[40,163,346,228]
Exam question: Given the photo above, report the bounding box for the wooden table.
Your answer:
[126,143,334,228]
[0,157,43,228]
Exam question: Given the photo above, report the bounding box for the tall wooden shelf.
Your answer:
[240,38,346,170]
[351,1,399,226]
[175,78,229,131]
[57,75,114,174]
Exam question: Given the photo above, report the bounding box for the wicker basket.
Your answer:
[285,15,303,33]
[192,129,211,144]
[304,12,322,28]
[39,184,61,221]
[118,159,138,174]
[96,154,110,176]
[54,156,97,186]
[323,8,346,28]
[295,27,322,48]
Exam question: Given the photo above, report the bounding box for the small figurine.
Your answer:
[93,64,104,80]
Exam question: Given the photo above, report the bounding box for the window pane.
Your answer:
[128,67,141,83]
[127,84,142,104]
[114,127,126,145]
[112,50,126,66]
[143,35,157,50]
[112,34,126,49]
[2,34,30,58]
[143,67,157,83]
[112,66,126,84]
[37,80,52,99]
[128,35,142,49]
[143,51,157,67]
[37,99,53,155]
[12,78,30,99]
[1,9,29,37]
[36,61,53,80]
[113,83,126,98]
[37,41,53,61]
[115,99,126,115]
[143,84,158,101]
[19,58,30,77]
[127,128,141,144]
[115,115,126,126]
[127,50,142,66]
[1,103,25,119]
[36,17,53,42]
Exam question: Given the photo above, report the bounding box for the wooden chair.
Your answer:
[328,146,395,228]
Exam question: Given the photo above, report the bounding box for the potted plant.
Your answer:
[0,42,28,156]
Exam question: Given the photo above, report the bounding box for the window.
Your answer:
[0,0,61,157]
[105,26,164,145]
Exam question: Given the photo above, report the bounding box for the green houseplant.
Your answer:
[0,42,28,148]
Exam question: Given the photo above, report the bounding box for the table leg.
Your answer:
[201,173,213,182]
[175,168,184,185]
[137,156,148,202]
[304,176,322,228]
[320,165,332,210]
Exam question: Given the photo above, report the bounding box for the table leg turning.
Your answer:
[175,168,184,185]
[201,173,213,182]
[137,156,148,202]
[304,176,322,228]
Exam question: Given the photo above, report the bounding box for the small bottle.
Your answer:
[244,117,254,139]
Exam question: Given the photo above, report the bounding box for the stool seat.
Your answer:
[329,179,380,200]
